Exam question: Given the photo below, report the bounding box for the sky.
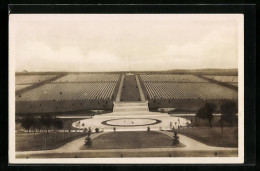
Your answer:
[9,14,243,72]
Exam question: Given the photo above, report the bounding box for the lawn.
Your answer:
[16,131,87,151]
[176,127,238,147]
[172,115,238,147]
[81,131,184,150]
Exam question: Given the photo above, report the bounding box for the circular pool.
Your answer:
[101,118,162,127]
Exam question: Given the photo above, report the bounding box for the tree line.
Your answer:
[196,101,238,132]
[19,114,63,133]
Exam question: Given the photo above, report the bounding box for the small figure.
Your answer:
[147,126,150,132]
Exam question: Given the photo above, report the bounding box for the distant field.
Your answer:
[203,75,238,87]
[16,73,121,101]
[15,84,32,91]
[80,131,184,150]
[53,73,119,83]
[16,82,117,101]
[143,82,237,99]
[228,82,238,87]
[203,75,238,83]
[138,73,238,111]
[140,74,207,82]
[140,74,237,100]
[16,75,57,84]
[15,72,238,113]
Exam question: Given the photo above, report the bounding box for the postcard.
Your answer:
[9,14,244,164]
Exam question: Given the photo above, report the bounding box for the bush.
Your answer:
[95,128,99,133]
[85,136,92,148]
[20,115,35,133]
[40,114,54,133]
[172,131,180,145]
[52,117,63,130]
[196,102,216,128]
[220,101,238,133]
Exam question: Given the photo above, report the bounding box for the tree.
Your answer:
[172,131,180,145]
[196,102,216,128]
[20,115,35,133]
[31,118,40,134]
[40,114,53,133]
[220,101,238,133]
[52,117,63,130]
[85,136,92,147]
[85,128,92,147]
[52,116,63,144]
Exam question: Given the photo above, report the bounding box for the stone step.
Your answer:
[113,107,149,112]
[114,102,148,107]
[104,111,156,116]
[113,101,149,113]
[96,111,169,117]
[114,106,148,109]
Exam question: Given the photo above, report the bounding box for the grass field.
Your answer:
[80,131,184,150]
[173,116,238,147]
[16,132,87,151]
[176,127,238,147]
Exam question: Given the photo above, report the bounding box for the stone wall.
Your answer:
[16,100,113,114]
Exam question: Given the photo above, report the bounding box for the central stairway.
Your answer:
[98,101,166,117]
[113,101,149,112]
[103,73,156,116]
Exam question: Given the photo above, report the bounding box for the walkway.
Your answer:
[135,75,146,102]
[115,75,125,102]
[120,74,140,101]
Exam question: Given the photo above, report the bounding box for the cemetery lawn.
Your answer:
[176,127,238,147]
[16,132,87,151]
[81,131,185,150]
